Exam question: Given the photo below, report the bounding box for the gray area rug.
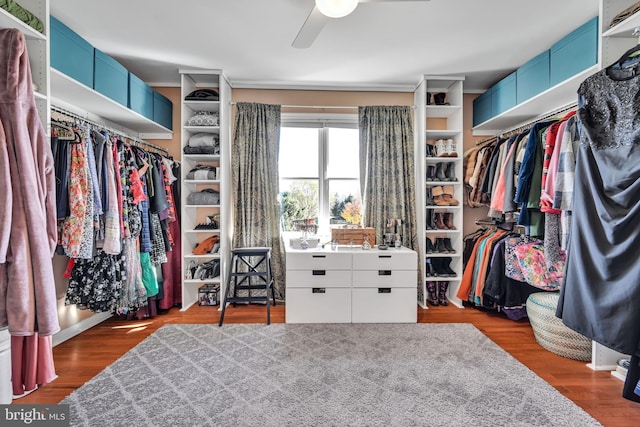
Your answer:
[62,323,601,427]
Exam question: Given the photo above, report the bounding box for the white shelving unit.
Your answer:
[179,69,232,310]
[414,75,465,309]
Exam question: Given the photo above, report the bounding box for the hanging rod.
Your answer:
[50,105,169,156]
[498,103,577,137]
[229,102,416,109]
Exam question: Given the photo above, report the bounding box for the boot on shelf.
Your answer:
[443,238,455,254]
[438,281,449,306]
[426,281,439,306]
[442,185,459,206]
[426,164,436,181]
[426,209,436,230]
[425,259,436,277]
[426,142,436,157]
[426,237,435,254]
[435,139,448,158]
[434,92,447,105]
[426,187,434,206]
[435,162,447,181]
[431,186,449,206]
[441,257,456,277]
[444,162,457,181]
[426,92,433,106]
[434,212,447,229]
[435,238,447,253]
[444,139,458,157]
[443,212,456,229]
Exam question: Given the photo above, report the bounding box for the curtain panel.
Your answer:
[358,105,420,285]
[232,102,285,298]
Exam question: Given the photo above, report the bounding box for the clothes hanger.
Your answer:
[51,120,76,140]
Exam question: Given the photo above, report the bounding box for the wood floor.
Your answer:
[15,303,640,426]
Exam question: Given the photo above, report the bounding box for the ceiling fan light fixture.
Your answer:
[315,0,358,18]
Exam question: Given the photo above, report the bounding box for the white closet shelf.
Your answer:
[425,181,463,186]
[426,276,461,282]
[425,253,461,258]
[472,64,599,134]
[426,130,462,139]
[184,180,220,185]
[184,126,219,133]
[185,229,221,234]
[603,9,640,37]
[425,157,463,162]
[184,204,220,208]
[184,100,220,113]
[184,254,222,259]
[425,105,461,118]
[0,9,45,40]
[184,278,221,284]
[183,154,221,162]
[426,229,462,234]
[426,205,463,210]
[50,69,173,136]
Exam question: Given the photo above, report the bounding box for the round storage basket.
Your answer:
[526,292,592,362]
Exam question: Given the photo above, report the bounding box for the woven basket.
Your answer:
[526,292,592,362]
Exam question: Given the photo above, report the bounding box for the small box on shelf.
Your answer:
[331,227,376,245]
[198,283,220,306]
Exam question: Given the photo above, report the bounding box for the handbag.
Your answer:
[194,259,220,280]
[186,189,220,205]
[185,260,197,280]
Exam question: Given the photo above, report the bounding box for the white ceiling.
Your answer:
[50,0,599,92]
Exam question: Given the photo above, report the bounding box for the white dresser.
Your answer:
[285,246,417,323]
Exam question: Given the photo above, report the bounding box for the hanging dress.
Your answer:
[556,65,640,359]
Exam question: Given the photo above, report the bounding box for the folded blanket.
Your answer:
[0,0,44,33]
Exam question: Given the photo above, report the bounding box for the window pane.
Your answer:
[279,127,319,178]
[328,179,361,226]
[279,179,319,231]
[327,128,359,178]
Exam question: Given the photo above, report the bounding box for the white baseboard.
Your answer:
[52,312,112,347]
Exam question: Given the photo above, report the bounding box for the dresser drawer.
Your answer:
[351,288,416,323]
[287,252,352,270]
[352,251,416,271]
[352,270,417,288]
[286,287,351,323]
[286,270,351,288]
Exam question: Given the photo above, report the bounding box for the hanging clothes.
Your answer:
[557,64,640,359]
[0,28,58,397]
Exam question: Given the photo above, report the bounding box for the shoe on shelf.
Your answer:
[426,281,439,306]
[435,162,447,181]
[435,139,448,158]
[438,281,450,306]
[434,212,447,230]
[431,186,450,206]
[443,212,456,230]
[426,209,436,230]
[442,185,459,206]
[444,139,458,157]
[427,92,433,106]
[426,187,434,206]
[435,238,448,253]
[443,238,455,253]
[426,141,436,157]
[444,162,457,181]
[441,257,456,276]
[426,237,435,254]
[426,164,436,181]
[426,259,437,277]
[434,92,448,105]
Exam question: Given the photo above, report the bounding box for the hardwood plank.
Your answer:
[14,303,640,426]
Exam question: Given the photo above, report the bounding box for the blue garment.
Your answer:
[132,146,152,253]
[84,124,103,216]
[514,121,555,226]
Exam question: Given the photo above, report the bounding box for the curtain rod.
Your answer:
[229,102,416,109]
[51,105,169,157]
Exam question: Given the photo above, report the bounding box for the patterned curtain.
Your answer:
[232,102,285,298]
[358,106,420,284]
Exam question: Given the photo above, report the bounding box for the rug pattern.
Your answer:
[61,323,601,426]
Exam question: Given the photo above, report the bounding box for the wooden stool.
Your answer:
[218,247,276,326]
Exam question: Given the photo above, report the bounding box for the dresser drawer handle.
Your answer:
[312,255,326,258]
[378,270,392,276]
[378,255,392,258]
[312,270,326,276]
[312,288,326,294]
[378,288,392,294]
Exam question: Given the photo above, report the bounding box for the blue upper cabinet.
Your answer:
[550,16,599,87]
[94,49,129,107]
[517,50,550,104]
[50,16,94,88]
[473,16,598,130]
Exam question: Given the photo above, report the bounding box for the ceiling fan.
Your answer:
[292,0,431,49]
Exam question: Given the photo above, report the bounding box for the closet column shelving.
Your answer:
[414,75,465,309]
[179,69,232,310]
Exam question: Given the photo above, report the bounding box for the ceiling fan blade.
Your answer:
[292,6,329,49]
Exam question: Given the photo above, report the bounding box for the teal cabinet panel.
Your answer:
[517,50,550,104]
[128,73,154,120]
[153,91,173,130]
[50,16,94,88]
[94,49,128,107]
[492,72,517,116]
[550,16,598,86]
[473,87,493,127]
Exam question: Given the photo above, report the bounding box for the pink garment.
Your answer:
[160,218,182,309]
[0,29,59,336]
[11,334,57,398]
[0,29,58,399]
[540,120,567,214]
[489,141,518,213]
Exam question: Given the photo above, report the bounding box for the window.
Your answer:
[279,125,360,236]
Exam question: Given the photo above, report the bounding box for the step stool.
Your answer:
[218,247,276,326]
